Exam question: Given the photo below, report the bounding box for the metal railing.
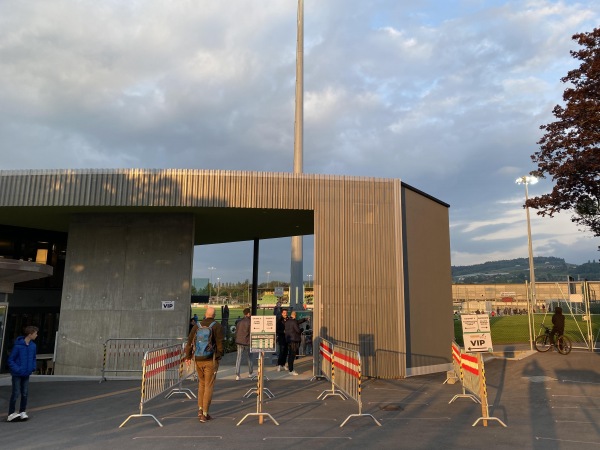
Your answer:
[100,337,184,382]
[119,343,194,428]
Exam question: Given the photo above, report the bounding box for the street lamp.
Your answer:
[217,277,221,299]
[307,274,312,288]
[266,271,271,289]
[516,175,538,350]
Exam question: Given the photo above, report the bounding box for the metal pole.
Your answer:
[524,182,535,350]
[290,0,304,311]
[252,239,259,316]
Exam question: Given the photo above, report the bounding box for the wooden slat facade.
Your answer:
[0,169,452,378]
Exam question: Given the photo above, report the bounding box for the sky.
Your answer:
[1,0,599,284]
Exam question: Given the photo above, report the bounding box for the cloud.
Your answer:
[1,0,599,280]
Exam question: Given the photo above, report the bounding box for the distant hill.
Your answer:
[452,257,600,284]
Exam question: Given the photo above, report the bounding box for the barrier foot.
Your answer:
[250,374,270,381]
[244,388,275,399]
[443,376,458,385]
[318,390,347,401]
[119,413,163,428]
[449,394,480,404]
[340,413,382,427]
[310,375,326,381]
[165,388,196,399]
[236,412,279,426]
[472,416,507,427]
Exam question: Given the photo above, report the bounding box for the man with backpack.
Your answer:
[185,306,224,423]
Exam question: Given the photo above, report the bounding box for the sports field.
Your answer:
[454,313,600,346]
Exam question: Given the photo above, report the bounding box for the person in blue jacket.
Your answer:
[7,325,38,422]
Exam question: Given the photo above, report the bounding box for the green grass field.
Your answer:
[454,314,600,346]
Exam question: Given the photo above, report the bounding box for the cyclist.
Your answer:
[550,306,565,349]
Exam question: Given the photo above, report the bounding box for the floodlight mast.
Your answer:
[516,175,538,350]
[290,0,304,311]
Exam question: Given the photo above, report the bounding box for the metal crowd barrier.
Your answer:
[119,343,195,428]
[315,337,346,399]
[316,338,380,427]
[443,340,463,385]
[448,341,506,427]
[100,337,184,382]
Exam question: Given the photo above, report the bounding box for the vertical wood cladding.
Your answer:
[0,169,451,378]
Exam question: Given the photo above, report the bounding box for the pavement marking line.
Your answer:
[162,416,237,421]
[535,436,600,446]
[266,401,319,404]
[381,417,451,421]
[28,387,140,412]
[368,401,429,405]
[289,418,338,421]
[263,437,352,441]
[556,420,594,424]
[373,387,427,392]
[133,436,222,440]
[561,379,600,385]
[553,395,600,399]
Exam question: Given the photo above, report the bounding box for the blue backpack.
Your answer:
[195,321,217,358]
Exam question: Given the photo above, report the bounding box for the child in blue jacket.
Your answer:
[7,325,38,422]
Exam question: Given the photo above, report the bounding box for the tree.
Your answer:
[528,28,600,246]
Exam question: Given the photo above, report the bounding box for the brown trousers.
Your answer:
[195,359,219,414]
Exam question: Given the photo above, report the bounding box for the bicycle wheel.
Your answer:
[557,335,572,355]
[535,335,552,352]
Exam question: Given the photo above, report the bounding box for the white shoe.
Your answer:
[248,373,253,378]
[20,412,28,420]
[7,413,20,422]
[290,370,299,376]
[277,365,282,372]
[235,375,240,381]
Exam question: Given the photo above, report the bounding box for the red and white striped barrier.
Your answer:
[120,343,194,428]
[317,341,380,427]
[448,342,507,427]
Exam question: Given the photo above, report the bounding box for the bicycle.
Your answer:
[534,324,572,355]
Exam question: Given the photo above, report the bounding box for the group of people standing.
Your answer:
[276,308,309,375]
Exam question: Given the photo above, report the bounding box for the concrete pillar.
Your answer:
[55,213,194,376]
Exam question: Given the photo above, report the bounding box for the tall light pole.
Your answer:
[208,266,216,296]
[516,175,538,350]
[217,277,221,299]
[266,271,271,289]
[290,0,304,311]
[307,274,312,288]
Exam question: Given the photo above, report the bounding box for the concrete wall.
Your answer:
[55,213,194,376]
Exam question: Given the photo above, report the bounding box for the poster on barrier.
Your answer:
[250,316,276,353]
[461,314,493,352]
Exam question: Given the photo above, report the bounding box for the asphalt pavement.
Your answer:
[1,349,600,449]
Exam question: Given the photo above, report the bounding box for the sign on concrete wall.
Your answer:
[161,301,175,311]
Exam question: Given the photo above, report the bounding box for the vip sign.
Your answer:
[461,314,493,352]
[161,301,175,311]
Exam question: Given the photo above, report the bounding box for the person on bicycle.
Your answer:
[550,306,565,348]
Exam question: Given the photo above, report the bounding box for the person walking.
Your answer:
[185,307,224,423]
[276,309,289,371]
[234,308,253,380]
[284,311,308,376]
[550,306,565,349]
[7,326,38,422]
